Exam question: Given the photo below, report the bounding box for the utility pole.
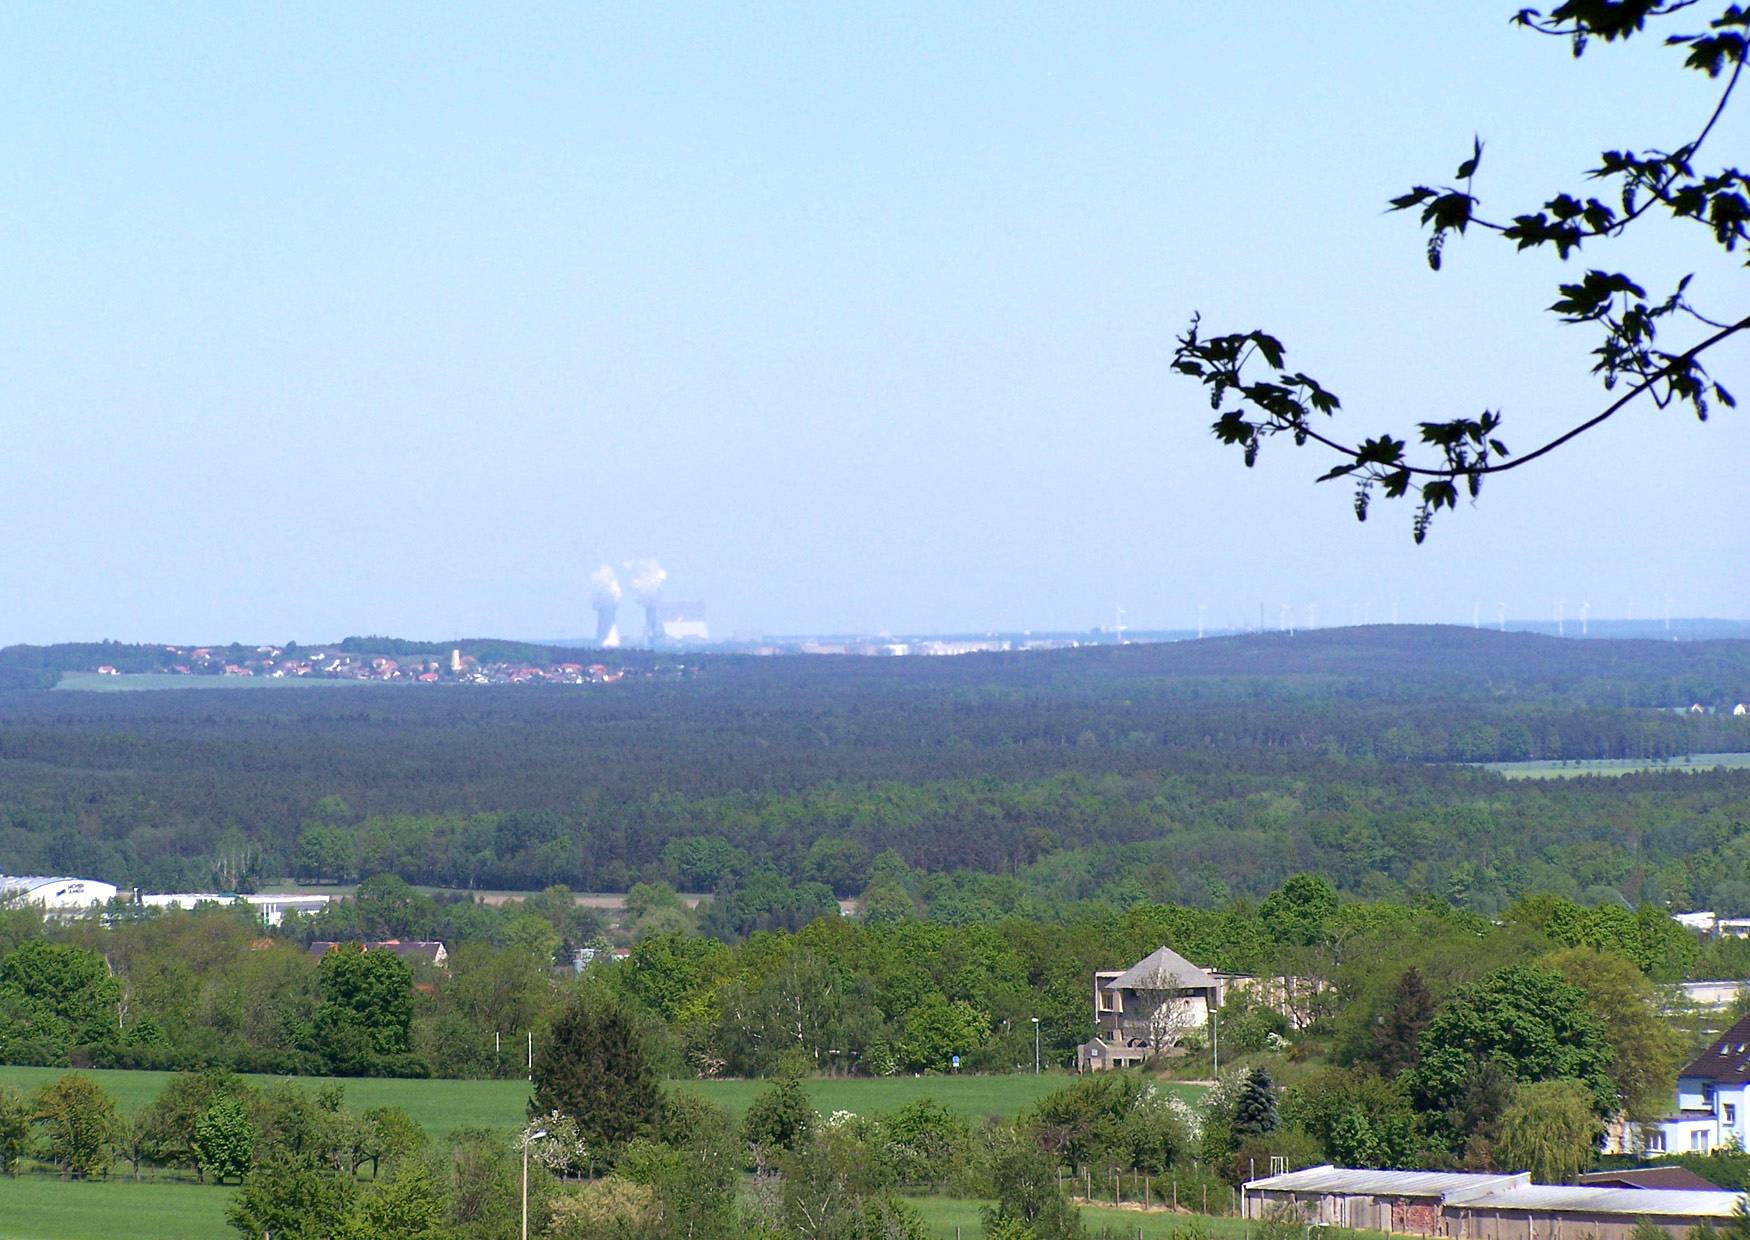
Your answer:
[1031,1016,1041,1074]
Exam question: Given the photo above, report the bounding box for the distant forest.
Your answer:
[2,626,1749,916]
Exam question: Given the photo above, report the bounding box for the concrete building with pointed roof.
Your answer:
[1078,944,1225,1071]
[1077,944,1327,1071]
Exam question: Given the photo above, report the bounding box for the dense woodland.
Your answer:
[2,628,1749,914]
[7,628,1750,1233]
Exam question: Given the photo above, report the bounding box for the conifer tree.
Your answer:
[1232,1067,1279,1139]
[530,997,660,1164]
[1371,966,1436,1077]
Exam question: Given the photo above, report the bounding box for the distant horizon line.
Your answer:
[9,616,1750,652]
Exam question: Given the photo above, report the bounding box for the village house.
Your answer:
[308,938,449,970]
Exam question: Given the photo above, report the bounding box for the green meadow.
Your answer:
[0,1182,1261,1240]
[1478,751,1750,779]
[0,1067,1208,1239]
[0,1066,1174,1137]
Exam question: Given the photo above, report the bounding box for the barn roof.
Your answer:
[1243,1166,1524,1199]
[1458,1185,1749,1218]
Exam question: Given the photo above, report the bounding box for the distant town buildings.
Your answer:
[87,644,646,687]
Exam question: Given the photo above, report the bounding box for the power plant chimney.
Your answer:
[590,565,623,648]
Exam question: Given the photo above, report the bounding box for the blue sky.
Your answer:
[3,4,1744,642]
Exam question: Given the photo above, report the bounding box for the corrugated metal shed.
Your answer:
[1244,1166,1525,1198]
[1459,1186,1748,1218]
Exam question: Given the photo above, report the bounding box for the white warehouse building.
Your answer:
[0,874,120,914]
[139,891,330,927]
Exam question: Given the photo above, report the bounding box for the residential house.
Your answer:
[308,939,449,970]
[1578,1169,1721,1191]
[1640,1010,1750,1155]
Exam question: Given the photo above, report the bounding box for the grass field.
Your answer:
[0,1066,1190,1138]
[1477,752,1750,779]
[0,1177,232,1240]
[0,1182,1264,1240]
[907,1198,1291,1239]
[0,1068,1206,1240]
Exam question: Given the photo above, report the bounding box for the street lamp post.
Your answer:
[1031,1016,1041,1075]
[522,1127,547,1240]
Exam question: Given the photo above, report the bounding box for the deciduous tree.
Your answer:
[1172,2,1748,540]
[1496,1079,1602,1183]
[31,1072,119,1179]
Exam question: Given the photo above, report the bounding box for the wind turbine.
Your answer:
[1497,602,1506,632]
[1555,600,1565,638]
[1580,601,1590,637]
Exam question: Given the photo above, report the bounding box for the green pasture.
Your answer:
[1477,752,1750,779]
[907,1198,1280,1239]
[0,1181,1258,1240]
[0,1066,1191,1138]
[0,1177,232,1240]
[0,1068,1206,1240]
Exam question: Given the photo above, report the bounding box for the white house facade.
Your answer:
[1643,1012,1750,1155]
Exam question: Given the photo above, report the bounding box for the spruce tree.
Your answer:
[530,997,660,1162]
[1371,966,1435,1077]
[1232,1067,1278,1139]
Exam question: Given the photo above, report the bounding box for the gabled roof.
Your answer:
[1105,945,1216,992]
[1680,1011,1750,1083]
[1580,1168,1722,1191]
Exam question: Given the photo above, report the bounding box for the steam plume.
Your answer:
[624,558,668,647]
[590,565,622,647]
[624,558,667,601]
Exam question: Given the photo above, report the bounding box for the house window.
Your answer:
[1728,1104,1738,1126]
[1645,1132,1667,1153]
[1693,1131,1710,1152]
